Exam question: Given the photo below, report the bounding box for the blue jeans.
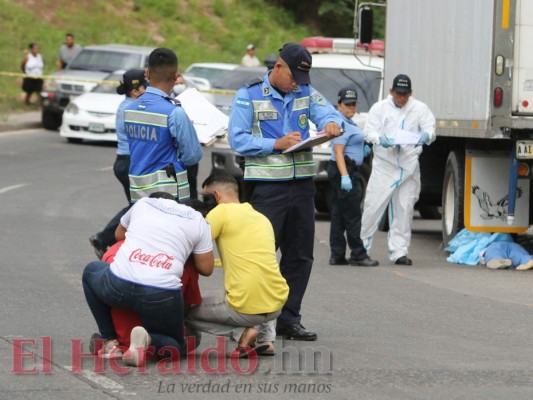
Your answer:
[484,242,533,267]
[82,261,186,355]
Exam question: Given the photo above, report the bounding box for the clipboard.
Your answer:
[282,133,333,154]
[391,129,420,145]
[177,88,229,146]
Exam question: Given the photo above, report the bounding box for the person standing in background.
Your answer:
[56,33,82,70]
[20,43,44,106]
[328,87,378,267]
[241,44,261,67]
[360,74,435,265]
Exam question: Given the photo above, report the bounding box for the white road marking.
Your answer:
[0,183,28,194]
[0,129,42,137]
[64,366,135,395]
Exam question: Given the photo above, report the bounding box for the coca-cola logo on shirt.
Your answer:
[129,249,174,270]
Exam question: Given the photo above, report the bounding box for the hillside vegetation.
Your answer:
[0,0,322,114]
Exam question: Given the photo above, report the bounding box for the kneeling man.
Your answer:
[187,172,289,357]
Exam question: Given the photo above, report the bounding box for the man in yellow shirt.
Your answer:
[186,172,288,357]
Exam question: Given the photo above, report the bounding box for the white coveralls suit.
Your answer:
[361,95,436,262]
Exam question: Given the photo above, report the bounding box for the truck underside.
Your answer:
[421,132,533,244]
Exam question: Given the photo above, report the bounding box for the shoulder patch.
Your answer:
[244,77,263,87]
[235,98,251,108]
[311,89,327,106]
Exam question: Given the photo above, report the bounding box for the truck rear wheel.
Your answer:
[418,205,442,220]
[442,149,465,245]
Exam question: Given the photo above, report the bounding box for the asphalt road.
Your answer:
[2,127,533,399]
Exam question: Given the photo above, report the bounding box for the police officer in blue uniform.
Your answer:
[328,87,378,267]
[228,43,343,341]
[124,48,202,202]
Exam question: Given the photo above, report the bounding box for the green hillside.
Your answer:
[0,0,320,114]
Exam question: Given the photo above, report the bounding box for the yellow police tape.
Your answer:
[0,70,237,95]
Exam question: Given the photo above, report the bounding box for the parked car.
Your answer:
[59,72,203,144]
[209,41,384,213]
[210,66,267,115]
[59,71,123,143]
[184,62,238,85]
[41,44,154,131]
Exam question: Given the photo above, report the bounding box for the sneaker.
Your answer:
[486,258,512,270]
[89,234,107,260]
[123,326,151,367]
[97,339,123,359]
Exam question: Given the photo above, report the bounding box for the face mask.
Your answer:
[173,84,187,95]
[202,193,218,213]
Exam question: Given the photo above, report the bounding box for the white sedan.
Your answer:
[184,62,238,86]
[59,72,206,144]
[59,72,125,143]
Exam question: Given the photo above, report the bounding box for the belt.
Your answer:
[329,160,360,170]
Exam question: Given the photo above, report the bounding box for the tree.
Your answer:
[271,0,385,39]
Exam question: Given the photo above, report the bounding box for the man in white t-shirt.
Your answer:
[82,192,214,367]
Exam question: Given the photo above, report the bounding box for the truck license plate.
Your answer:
[88,122,105,133]
[516,141,533,159]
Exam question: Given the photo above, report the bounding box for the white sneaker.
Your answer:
[486,259,512,270]
[123,326,151,367]
[97,339,123,359]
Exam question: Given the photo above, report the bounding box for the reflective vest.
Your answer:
[124,92,189,202]
[243,82,315,181]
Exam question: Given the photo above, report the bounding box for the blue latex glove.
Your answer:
[340,175,352,191]
[363,143,372,157]
[379,136,394,148]
[417,132,430,145]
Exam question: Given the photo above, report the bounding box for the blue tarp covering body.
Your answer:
[445,228,514,266]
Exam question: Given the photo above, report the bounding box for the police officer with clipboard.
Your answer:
[228,43,343,341]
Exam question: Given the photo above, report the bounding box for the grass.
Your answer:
[0,0,317,115]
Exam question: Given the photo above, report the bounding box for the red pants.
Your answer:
[102,241,202,347]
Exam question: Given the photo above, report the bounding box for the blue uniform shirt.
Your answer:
[228,72,343,156]
[142,86,202,167]
[330,112,364,166]
[116,96,134,156]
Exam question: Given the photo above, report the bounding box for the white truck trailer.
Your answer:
[359,0,533,243]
